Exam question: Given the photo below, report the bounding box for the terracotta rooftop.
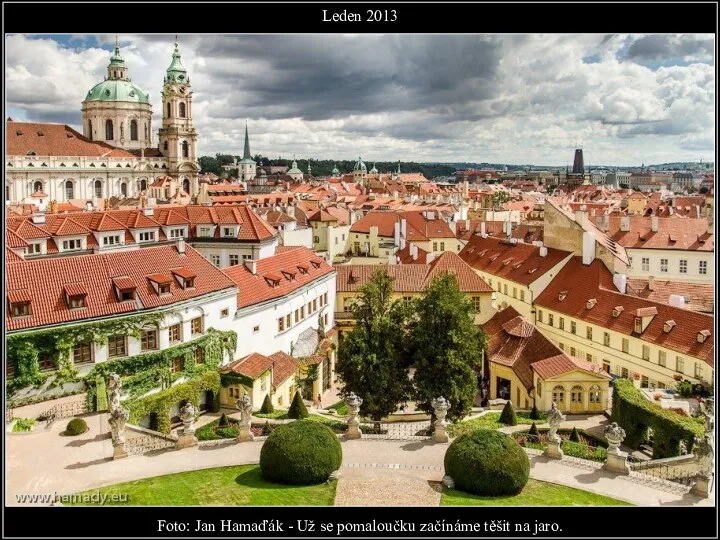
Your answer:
[626,279,714,314]
[7,121,134,158]
[593,215,713,251]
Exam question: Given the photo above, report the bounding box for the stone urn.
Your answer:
[431,396,450,443]
[345,393,363,439]
[602,422,629,474]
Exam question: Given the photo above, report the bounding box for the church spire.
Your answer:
[165,38,188,84]
[107,38,127,81]
[243,122,251,160]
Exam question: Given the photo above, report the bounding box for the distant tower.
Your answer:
[287,157,304,181]
[331,163,340,177]
[158,38,199,196]
[572,149,585,174]
[237,122,257,183]
[307,160,312,176]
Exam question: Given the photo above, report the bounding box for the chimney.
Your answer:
[613,273,627,294]
[31,211,46,225]
[176,237,186,255]
[539,246,548,257]
[596,214,609,232]
[393,221,401,247]
[426,252,435,264]
[86,201,94,212]
[620,216,630,232]
[410,243,418,260]
[401,218,407,239]
[480,222,486,236]
[143,206,154,216]
[668,295,686,309]
[574,209,588,227]
[50,199,58,214]
[244,259,258,275]
[648,276,655,291]
[651,216,659,232]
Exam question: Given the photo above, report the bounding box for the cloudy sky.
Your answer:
[5,34,715,166]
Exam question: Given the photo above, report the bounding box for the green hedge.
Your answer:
[611,378,702,458]
[66,418,88,436]
[260,420,342,485]
[444,430,529,496]
[126,371,221,434]
[95,377,108,412]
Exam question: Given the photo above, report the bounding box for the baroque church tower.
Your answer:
[158,39,199,196]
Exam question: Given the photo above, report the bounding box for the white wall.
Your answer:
[626,248,714,284]
[281,227,313,249]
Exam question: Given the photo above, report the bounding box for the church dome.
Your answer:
[354,157,367,172]
[331,164,340,176]
[288,160,303,174]
[85,79,150,104]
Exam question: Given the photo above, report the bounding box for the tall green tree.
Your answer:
[410,273,486,422]
[336,270,413,421]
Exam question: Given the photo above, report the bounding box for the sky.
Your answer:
[5,33,716,167]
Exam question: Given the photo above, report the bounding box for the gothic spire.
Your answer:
[243,122,251,160]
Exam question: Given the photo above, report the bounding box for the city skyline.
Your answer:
[6,33,716,166]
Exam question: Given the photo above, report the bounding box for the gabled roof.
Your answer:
[594,215,713,251]
[7,121,134,158]
[350,211,401,237]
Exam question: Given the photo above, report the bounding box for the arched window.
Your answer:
[179,102,186,118]
[120,182,128,197]
[33,181,43,194]
[65,180,74,200]
[570,385,583,403]
[589,385,601,403]
[105,119,114,141]
[88,120,93,140]
[182,141,189,158]
[163,141,168,151]
[144,123,148,141]
[552,385,565,404]
[182,179,190,194]
[167,102,172,118]
[140,179,147,192]
[94,180,102,198]
[130,120,138,141]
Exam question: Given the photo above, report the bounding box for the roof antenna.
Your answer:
[115,35,119,48]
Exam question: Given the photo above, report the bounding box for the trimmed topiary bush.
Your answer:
[528,422,539,437]
[569,426,580,442]
[529,404,540,420]
[499,401,518,426]
[444,430,529,496]
[218,413,230,427]
[288,391,309,420]
[260,394,274,414]
[65,418,88,436]
[260,420,342,485]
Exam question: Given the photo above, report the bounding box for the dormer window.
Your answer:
[148,274,173,296]
[171,267,197,289]
[64,284,87,309]
[198,226,213,237]
[612,306,624,317]
[558,291,568,302]
[9,294,31,318]
[159,283,171,294]
[169,228,185,239]
[221,227,235,238]
[297,264,308,275]
[697,330,711,343]
[310,260,321,269]
[586,298,597,309]
[281,269,296,281]
[119,289,135,302]
[634,317,643,333]
[138,231,156,242]
[663,320,676,333]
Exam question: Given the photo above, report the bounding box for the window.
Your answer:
[552,386,565,403]
[570,321,576,334]
[220,308,229,318]
[191,317,203,335]
[294,309,300,324]
[503,284,508,295]
[586,353,593,362]
[559,317,565,330]
[589,385,601,403]
[513,287,517,299]
[694,363,703,379]
[194,348,204,365]
[167,102,172,117]
[62,239,82,251]
[586,326,592,340]
[26,243,41,254]
[471,296,481,312]
[660,258,668,273]
[105,119,114,140]
[88,120,93,140]
[73,342,92,365]
[621,367,629,379]
[300,306,305,319]
[179,102,186,118]
[642,257,649,272]
[603,332,610,347]
[33,180,43,193]
[222,227,234,237]
[433,242,438,251]
[171,357,183,373]
[634,318,643,333]
[313,236,320,243]
[68,295,86,309]
[679,259,687,274]
[558,343,565,351]
[642,345,650,360]
[323,293,328,305]
[622,338,629,353]
[253,325,260,333]
[520,290,525,302]
[313,299,317,312]
[286,314,291,328]
[103,235,121,246]
[199,226,212,237]
[229,254,239,266]
[324,313,328,326]
[169,228,184,239]
[139,231,155,242]
[182,141,189,158]
[278,317,285,333]
[440,242,445,251]
[537,381,542,397]
[140,329,158,351]
[108,335,126,358]
[158,283,171,295]
[676,357,684,373]
[130,120,138,141]
[261,376,268,392]
[548,313,554,326]
[64,180,74,200]
[658,382,666,389]
[120,182,128,197]
[699,261,708,275]
[39,355,54,372]
[658,350,666,367]
[641,376,649,388]
[537,310,543,323]
[570,347,576,356]
[571,386,583,403]
[210,255,220,267]
[242,254,251,260]
[168,324,181,343]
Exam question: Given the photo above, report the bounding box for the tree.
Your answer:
[335,270,413,422]
[529,403,541,420]
[569,426,580,442]
[260,394,274,414]
[699,186,709,194]
[410,273,487,422]
[528,422,539,437]
[288,390,309,419]
[499,401,518,426]
[491,191,513,208]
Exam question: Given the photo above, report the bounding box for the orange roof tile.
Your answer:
[7,121,134,158]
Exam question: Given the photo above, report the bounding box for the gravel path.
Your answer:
[334,472,442,506]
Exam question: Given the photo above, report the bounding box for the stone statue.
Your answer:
[603,422,630,474]
[107,373,122,412]
[431,397,450,443]
[106,373,129,459]
[235,394,254,442]
[546,401,565,444]
[345,392,363,439]
[692,432,714,498]
[703,397,714,434]
[176,402,198,448]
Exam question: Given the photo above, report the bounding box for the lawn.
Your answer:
[70,465,337,506]
[328,401,349,416]
[254,409,290,420]
[447,411,547,437]
[441,479,630,506]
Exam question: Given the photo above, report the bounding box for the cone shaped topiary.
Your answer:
[288,390,309,419]
[499,400,518,426]
[218,413,230,427]
[569,426,580,442]
[260,394,274,414]
[528,422,539,436]
[529,403,540,420]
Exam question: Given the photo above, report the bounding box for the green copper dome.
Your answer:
[85,79,150,104]
[165,42,189,85]
[331,164,340,176]
[288,160,303,174]
[354,157,367,172]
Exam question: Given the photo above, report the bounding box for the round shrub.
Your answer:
[444,430,529,496]
[65,418,88,436]
[260,420,342,485]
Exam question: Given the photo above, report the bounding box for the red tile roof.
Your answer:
[268,351,299,385]
[308,210,338,223]
[63,283,87,297]
[535,257,714,366]
[626,279,714,314]
[6,244,237,332]
[7,121,134,158]
[221,350,299,386]
[459,235,572,286]
[6,248,25,264]
[531,354,610,380]
[350,211,402,237]
[223,247,334,309]
[7,229,28,249]
[594,215,713,251]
